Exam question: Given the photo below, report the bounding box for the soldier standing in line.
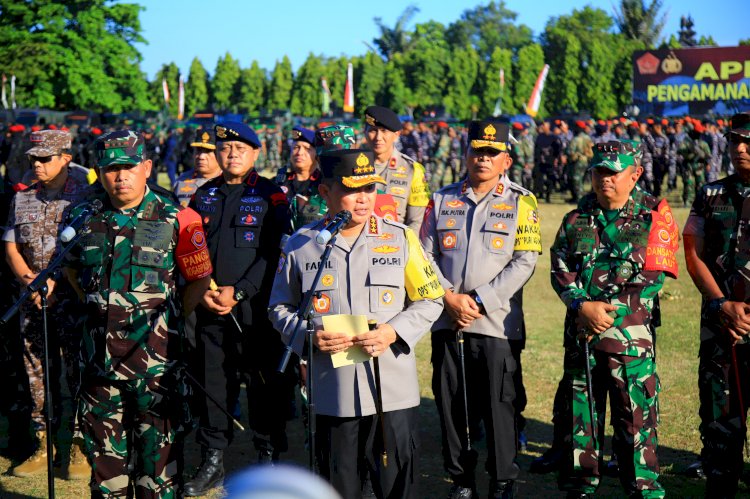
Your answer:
[364,106,431,233]
[172,127,222,207]
[3,130,93,479]
[65,130,212,496]
[705,121,728,183]
[641,120,674,197]
[678,122,711,208]
[269,148,444,499]
[566,121,595,204]
[550,140,678,499]
[185,122,294,496]
[421,120,541,499]
[534,120,563,203]
[683,112,750,498]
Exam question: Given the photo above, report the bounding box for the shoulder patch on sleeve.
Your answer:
[175,207,212,281]
[513,194,542,253]
[644,198,679,279]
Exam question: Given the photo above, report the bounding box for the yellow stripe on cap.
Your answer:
[190,142,216,150]
[470,140,508,151]
[341,174,387,188]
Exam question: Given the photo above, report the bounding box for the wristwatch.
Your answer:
[468,290,486,315]
[707,297,727,315]
[233,288,248,302]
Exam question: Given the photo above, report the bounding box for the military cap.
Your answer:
[319,149,386,189]
[590,140,639,172]
[215,121,261,148]
[190,127,216,150]
[512,122,525,131]
[315,124,356,155]
[468,120,511,152]
[26,130,72,157]
[364,106,402,132]
[291,126,315,146]
[95,130,145,168]
[727,112,750,139]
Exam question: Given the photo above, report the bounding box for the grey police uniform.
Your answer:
[374,149,430,234]
[172,170,214,208]
[421,173,541,489]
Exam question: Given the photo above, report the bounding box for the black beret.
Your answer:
[364,106,402,132]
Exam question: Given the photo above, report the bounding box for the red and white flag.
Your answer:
[499,68,505,90]
[1,74,7,110]
[177,74,185,120]
[162,77,170,105]
[10,74,16,110]
[343,63,354,113]
[525,64,549,117]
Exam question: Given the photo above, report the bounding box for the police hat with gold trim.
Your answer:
[190,127,216,150]
[214,121,261,148]
[468,120,510,152]
[364,106,401,132]
[320,149,386,188]
[727,112,750,139]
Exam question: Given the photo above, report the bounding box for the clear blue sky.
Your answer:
[136,0,749,79]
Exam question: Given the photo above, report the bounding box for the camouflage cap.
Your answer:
[26,130,72,157]
[315,125,356,155]
[95,130,145,168]
[590,140,638,172]
[618,139,643,161]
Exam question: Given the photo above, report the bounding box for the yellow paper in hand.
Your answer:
[322,314,371,368]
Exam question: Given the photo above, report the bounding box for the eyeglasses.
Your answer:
[28,155,58,164]
[471,147,502,157]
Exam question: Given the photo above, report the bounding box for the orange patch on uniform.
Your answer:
[446,199,465,208]
[492,237,504,249]
[442,232,457,249]
[313,293,331,314]
[493,202,513,210]
[495,183,505,195]
[492,222,508,231]
[390,187,406,196]
[446,218,457,228]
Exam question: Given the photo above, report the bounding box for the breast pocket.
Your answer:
[368,268,405,313]
[235,228,260,248]
[482,231,513,255]
[437,216,465,252]
[302,269,340,316]
[131,247,170,293]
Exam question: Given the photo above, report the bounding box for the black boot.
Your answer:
[184,448,224,497]
[490,479,515,499]
[529,446,563,474]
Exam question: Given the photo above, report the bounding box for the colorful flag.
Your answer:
[343,63,354,114]
[1,74,7,110]
[162,77,170,106]
[10,74,16,109]
[525,64,549,118]
[493,68,506,117]
[177,74,185,121]
[321,77,331,116]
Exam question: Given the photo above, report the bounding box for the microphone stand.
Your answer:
[1,225,90,499]
[277,235,338,472]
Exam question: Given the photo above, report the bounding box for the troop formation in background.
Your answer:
[0,111,748,499]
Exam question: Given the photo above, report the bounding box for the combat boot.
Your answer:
[12,431,52,477]
[66,439,91,480]
[184,448,224,497]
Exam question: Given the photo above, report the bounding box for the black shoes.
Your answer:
[184,448,225,497]
[529,447,563,474]
[490,479,515,499]
[447,483,475,499]
[684,460,705,479]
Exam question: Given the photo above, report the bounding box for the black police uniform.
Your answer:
[189,169,294,455]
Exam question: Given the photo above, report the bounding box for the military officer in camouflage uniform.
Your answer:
[640,120,675,197]
[551,140,679,498]
[364,106,431,233]
[678,123,711,208]
[269,148,444,499]
[274,126,326,230]
[172,127,222,207]
[65,130,212,497]
[566,121,594,204]
[683,112,750,498]
[421,120,541,499]
[185,122,293,496]
[3,130,93,479]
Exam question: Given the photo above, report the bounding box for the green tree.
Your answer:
[739,38,750,46]
[444,45,480,120]
[324,56,350,111]
[697,35,717,46]
[478,47,513,117]
[185,57,209,115]
[0,0,150,111]
[446,1,533,60]
[513,43,546,116]
[151,62,180,116]
[402,21,449,115]
[613,0,667,48]
[267,56,294,112]
[380,55,412,116]
[370,4,419,61]
[612,37,644,113]
[581,38,618,118]
[237,61,266,115]
[356,52,385,109]
[543,30,581,113]
[211,52,241,112]
[290,53,324,117]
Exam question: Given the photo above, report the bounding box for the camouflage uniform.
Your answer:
[68,132,212,498]
[511,130,534,191]
[683,173,750,497]
[677,134,711,207]
[566,131,594,202]
[3,137,92,434]
[550,145,678,497]
[641,131,674,197]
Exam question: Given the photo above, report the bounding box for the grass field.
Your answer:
[0,185,746,498]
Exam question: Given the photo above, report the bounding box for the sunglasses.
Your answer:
[28,155,58,164]
[471,147,503,157]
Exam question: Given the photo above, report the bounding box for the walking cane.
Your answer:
[579,332,597,447]
[457,329,472,453]
[369,320,388,467]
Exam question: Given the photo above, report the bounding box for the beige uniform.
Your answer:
[374,149,430,234]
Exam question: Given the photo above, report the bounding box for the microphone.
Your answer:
[60,199,103,243]
[315,210,352,245]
